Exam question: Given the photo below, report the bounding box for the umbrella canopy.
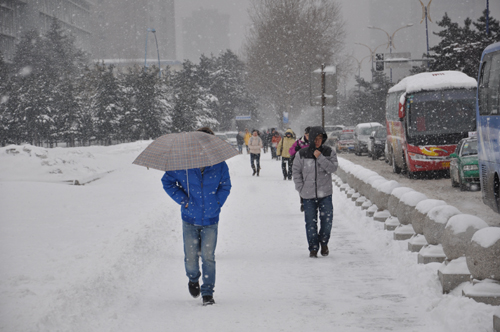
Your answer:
[132,131,239,171]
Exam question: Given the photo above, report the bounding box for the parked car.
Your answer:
[354,122,383,156]
[324,125,345,141]
[335,128,355,153]
[450,137,480,191]
[225,131,238,147]
[367,126,387,160]
[214,132,230,145]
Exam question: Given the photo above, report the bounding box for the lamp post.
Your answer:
[354,43,386,81]
[367,23,413,82]
[144,28,162,78]
[418,0,433,64]
[486,0,490,35]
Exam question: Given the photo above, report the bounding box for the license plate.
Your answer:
[441,162,450,168]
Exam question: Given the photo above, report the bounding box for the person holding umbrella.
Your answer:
[136,127,234,306]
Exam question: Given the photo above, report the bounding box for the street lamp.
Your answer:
[144,28,162,78]
[486,0,490,35]
[354,43,386,80]
[418,0,433,63]
[367,24,413,82]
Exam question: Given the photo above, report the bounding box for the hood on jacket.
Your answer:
[308,126,328,148]
[284,128,295,139]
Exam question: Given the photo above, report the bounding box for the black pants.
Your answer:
[250,153,261,170]
[282,157,293,179]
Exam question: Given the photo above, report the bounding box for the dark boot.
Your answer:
[188,281,200,298]
[320,244,329,257]
[252,166,256,176]
[309,250,318,258]
[257,167,260,176]
[202,295,215,306]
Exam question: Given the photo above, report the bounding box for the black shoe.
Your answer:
[320,244,329,257]
[284,176,287,180]
[252,168,256,176]
[202,295,215,306]
[309,250,318,258]
[257,167,260,176]
[288,176,292,180]
[188,281,200,298]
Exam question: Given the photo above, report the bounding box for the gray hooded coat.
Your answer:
[292,126,338,199]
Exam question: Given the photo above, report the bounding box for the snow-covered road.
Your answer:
[0,143,497,331]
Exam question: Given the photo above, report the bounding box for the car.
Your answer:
[450,137,480,191]
[367,126,387,160]
[214,132,230,144]
[324,125,345,141]
[335,128,355,153]
[225,131,238,147]
[353,122,383,156]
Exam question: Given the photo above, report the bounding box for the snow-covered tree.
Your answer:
[417,11,500,79]
[170,60,218,132]
[244,0,346,122]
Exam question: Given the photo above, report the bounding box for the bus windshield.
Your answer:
[407,89,476,142]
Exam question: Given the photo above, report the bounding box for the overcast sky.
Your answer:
[176,0,499,86]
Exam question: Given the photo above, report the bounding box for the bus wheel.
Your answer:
[391,153,401,174]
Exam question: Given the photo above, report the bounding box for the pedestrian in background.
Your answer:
[248,129,263,176]
[236,131,245,154]
[244,128,251,154]
[276,129,296,180]
[161,127,232,305]
[289,127,310,211]
[271,130,281,160]
[292,126,338,258]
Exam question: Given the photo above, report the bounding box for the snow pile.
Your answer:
[0,144,498,332]
[389,71,477,94]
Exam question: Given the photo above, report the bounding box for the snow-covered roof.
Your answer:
[388,71,477,94]
[355,122,383,129]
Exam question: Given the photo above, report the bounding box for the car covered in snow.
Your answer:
[225,131,238,147]
[214,132,230,145]
[335,128,355,153]
[450,136,480,191]
[354,122,383,156]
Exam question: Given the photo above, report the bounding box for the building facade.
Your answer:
[0,0,92,61]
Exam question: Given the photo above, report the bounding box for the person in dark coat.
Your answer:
[161,127,232,306]
[236,131,245,154]
[292,126,338,258]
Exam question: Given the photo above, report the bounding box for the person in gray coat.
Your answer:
[292,126,338,257]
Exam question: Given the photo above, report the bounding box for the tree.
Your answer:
[426,11,500,79]
[170,60,218,132]
[344,71,392,125]
[244,0,345,123]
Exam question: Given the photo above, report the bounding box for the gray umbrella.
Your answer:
[132,131,239,171]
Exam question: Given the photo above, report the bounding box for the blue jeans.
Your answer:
[302,195,333,252]
[182,221,218,296]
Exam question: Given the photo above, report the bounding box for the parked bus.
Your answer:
[386,71,477,178]
[477,41,500,213]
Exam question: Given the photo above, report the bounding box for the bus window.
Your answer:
[407,89,476,139]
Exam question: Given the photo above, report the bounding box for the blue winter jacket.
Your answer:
[161,162,231,226]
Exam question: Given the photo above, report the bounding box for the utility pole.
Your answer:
[321,64,326,128]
